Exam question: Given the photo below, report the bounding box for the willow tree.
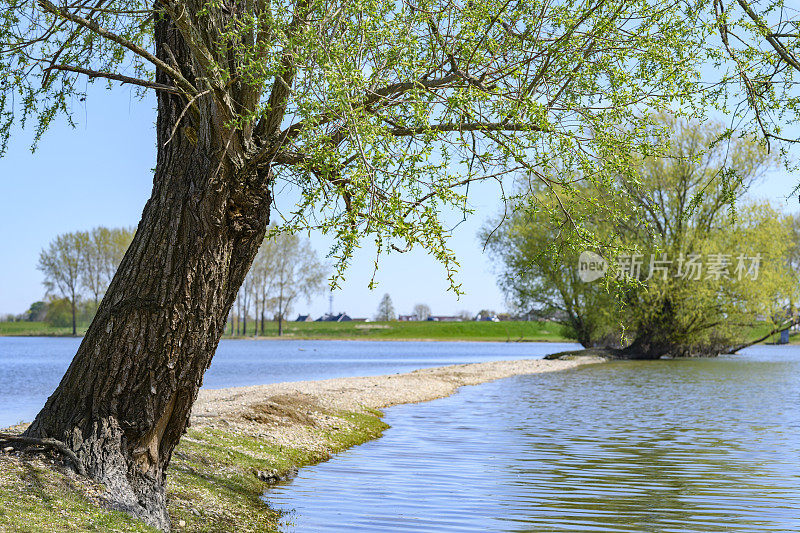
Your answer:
[1,0,797,528]
[485,116,799,357]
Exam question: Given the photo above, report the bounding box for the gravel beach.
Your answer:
[190,356,604,453]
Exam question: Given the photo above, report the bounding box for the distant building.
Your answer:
[398,314,417,321]
[316,312,352,322]
[295,314,313,322]
[426,316,463,322]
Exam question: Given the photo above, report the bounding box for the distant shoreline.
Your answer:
[0,334,573,343]
[0,320,572,343]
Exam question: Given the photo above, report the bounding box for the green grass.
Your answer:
[0,458,157,532]
[1,319,570,342]
[0,407,389,532]
[742,323,800,345]
[0,321,87,337]
[7,319,794,346]
[227,319,569,342]
[2,319,567,342]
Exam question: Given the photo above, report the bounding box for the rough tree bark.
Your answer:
[23,16,270,530]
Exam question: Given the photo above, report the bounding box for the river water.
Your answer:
[0,337,579,427]
[267,346,800,532]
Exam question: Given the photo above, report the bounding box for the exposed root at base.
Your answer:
[0,432,86,476]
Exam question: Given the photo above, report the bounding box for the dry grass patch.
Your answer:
[242,394,321,427]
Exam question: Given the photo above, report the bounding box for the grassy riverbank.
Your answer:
[0,321,87,337]
[0,320,568,342]
[0,408,388,532]
[0,358,593,532]
[226,320,568,342]
[3,320,796,345]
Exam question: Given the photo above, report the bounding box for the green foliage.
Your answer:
[2,0,796,287]
[24,301,46,322]
[43,297,72,328]
[485,116,799,356]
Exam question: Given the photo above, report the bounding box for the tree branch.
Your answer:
[389,121,546,136]
[729,316,800,353]
[736,0,800,73]
[45,64,180,93]
[253,0,309,140]
[37,0,197,95]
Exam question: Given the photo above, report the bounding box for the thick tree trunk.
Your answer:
[24,16,269,531]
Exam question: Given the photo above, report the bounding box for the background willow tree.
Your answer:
[482,192,624,348]
[232,229,326,335]
[38,227,135,333]
[485,117,798,358]
[611,117,796,358]
[262,231,327,335]
[1,0,797,528]
[37,232,84,335]
[375,293,396,321]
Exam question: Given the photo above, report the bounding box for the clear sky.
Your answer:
[0,87,510,319]
[1,86,798,319]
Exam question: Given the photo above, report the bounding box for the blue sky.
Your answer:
[0,87,508,319]
[1,86,798,319]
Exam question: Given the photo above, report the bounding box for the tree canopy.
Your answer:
[37,227,134,334]
[484,116,799,357]
[3,0,797,287]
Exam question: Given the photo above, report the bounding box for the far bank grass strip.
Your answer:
[0,320,568,342]
[5,319,795,345]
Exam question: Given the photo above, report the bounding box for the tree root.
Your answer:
[0,432,86,476]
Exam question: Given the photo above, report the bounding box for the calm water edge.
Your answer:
[267,345,800,532]
[0,337,579,427]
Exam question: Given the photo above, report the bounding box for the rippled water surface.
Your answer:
[0,337,579,427]
[267,346,800,532]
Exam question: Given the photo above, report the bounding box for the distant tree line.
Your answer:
[374,298,483,322]
[36,227,134,335]
[228,229,327,337]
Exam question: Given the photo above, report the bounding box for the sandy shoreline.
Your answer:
[190,356,603,453]
[0,356,604,532]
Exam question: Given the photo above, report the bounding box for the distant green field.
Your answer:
[743,323,800,345]
[225,319,570,342]
[0,319,566,342]
[4,319,795,345]
[0,321,87,336]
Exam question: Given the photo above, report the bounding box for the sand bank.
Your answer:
[190,356,604,454]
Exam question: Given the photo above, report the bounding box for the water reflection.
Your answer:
[268,347,800,532]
